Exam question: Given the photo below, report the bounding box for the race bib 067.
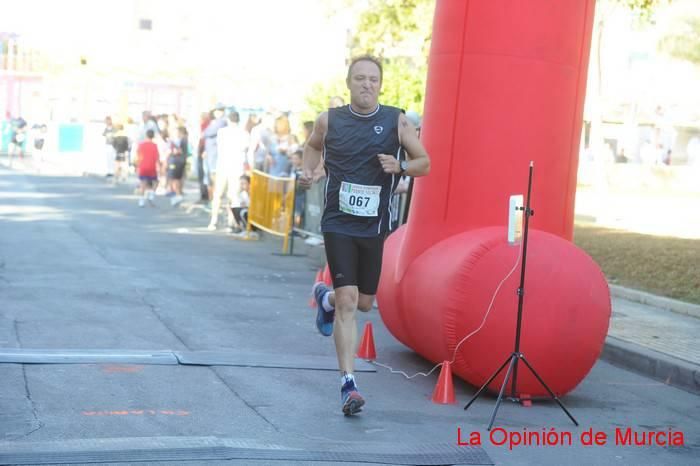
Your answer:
[339,181,381,217]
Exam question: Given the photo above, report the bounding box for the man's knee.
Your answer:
[357,294,374,312]
[334,287,358,314]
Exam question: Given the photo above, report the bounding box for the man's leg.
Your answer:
[138,180,147,207]
[197,154,207,201]
[324,285,363,415]
[314,233,369,415]
[209,176,227,229]
[330,289,374,371]
[225,175,237,228]
[332,285,358,374]
[208,172,216,202]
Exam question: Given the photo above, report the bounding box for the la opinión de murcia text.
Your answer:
[457,427,685,450]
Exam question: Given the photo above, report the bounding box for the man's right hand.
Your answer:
[298,172,313,189]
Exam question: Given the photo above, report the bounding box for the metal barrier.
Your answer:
[247,169,296,253]
[293,176,325,239]
[247,171,411,254]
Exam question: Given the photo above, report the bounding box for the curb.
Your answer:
[609,284,700,319]
[601,336,700,395]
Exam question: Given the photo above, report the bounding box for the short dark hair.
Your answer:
[146,129,155,139]
[240,174,250,183]
[346,55,383,84]
[229,111,240,123]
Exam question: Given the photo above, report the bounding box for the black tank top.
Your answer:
[322,104,404,237]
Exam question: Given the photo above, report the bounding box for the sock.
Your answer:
[342,373,355,386]
[322,292,334,312]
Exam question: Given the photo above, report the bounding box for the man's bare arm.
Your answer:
[378,113,431,177]
[398,113,430,177]
[299,112,328,187]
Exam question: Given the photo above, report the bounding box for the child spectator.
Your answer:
[136,129,159,207]
[231,174,258,238]
[112,124,131,184]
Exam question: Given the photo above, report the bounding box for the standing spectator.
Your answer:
[168,126,189,206]
[302,120,314,146]
[244,113,260,135]
[208,111,249,231]
[267,114,297,177]
[329,96,345,108]
[112,124,131,184]
[248,113,274,172]
[202,104,228,201]
[154,126,171,195]
[137,111,159,144]
[31,123,48,171]
[291,149,305,228]
[197,112,211,202]
[103,116,116,177]
[9,115,27,166]
[136,129,159,207]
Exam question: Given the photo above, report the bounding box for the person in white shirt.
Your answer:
[208,111,250,232]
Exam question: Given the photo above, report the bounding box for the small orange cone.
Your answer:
[356,322,377,360]
[431,361,456,404]
[322,264,333,286]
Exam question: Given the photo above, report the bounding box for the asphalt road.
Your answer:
[0,164,698,465]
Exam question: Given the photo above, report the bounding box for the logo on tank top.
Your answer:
[374,126,383,135]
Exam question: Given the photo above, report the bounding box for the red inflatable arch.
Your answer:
[377,0,610,396]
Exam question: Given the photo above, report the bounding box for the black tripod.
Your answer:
[463,161,578,431]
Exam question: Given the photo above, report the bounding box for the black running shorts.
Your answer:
[323,232,386,295]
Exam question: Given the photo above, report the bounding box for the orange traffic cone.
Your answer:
[309,268,324,308]
[356,322,377,360]
[322,264,333,286]
[431,361,456,404]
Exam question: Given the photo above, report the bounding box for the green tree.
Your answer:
[301,78,349,123]
[620,0,670,19]
[304,0,435,118]
[660,16,700,64]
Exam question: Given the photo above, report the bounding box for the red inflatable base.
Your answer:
[378,226,610,396]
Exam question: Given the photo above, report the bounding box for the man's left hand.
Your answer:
[378,154,401,174]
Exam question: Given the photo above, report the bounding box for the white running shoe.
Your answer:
[138,198,145,207]
[304,236,323,246]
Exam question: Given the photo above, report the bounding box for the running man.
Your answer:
[299,55,431,415]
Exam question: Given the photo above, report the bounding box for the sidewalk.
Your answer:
[604,287,700,394]
[6,153,700,395]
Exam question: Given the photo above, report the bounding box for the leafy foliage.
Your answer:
[660,16,700,64]
[301,78,349,123]
[304,0,435,119]
[618,0,667,18]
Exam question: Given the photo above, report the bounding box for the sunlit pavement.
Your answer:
[0,162,698,465]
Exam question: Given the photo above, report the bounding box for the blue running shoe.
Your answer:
[312,282,334,336]
[341,379,365,416]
